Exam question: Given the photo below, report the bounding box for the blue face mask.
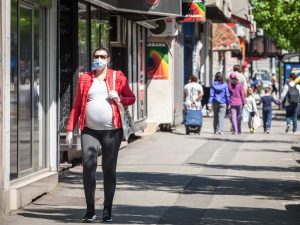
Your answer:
[91,59,107,70]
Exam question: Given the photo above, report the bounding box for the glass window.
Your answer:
[90,6,100,53]
[90,6,110,57]
[10,1,47,179]
[10,0,18,180]
[78,1,88,73]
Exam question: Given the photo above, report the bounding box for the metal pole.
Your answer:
[278,57,282,109]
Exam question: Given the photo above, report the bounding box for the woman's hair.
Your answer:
[233,64,242,73]
[265,86,271,93]
[190,75,198,83]
[247,87,253,96]
[92,47,110,58]
[214,72,224,82]
[289,73,296,81]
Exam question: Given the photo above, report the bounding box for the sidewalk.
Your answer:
[1,111,300,225]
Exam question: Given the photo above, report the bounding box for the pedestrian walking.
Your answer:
[228,72,245,134]
[271,73,278,96]
[208,72,230,134]
[261,86,281,133]
[226,65,248,94]
[245,88,258,133]
[184,75,204,110]
[65,47,136,222]
[281,73,300,134]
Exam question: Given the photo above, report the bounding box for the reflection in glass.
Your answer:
[78,1,88,72]
[10,0,18,180]
[91,6,100,53]
[90,7,110,63]
[19,6,33,172]
[33,8,45,170]
[10,2,46,179]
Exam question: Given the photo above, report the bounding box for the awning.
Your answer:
[206,0,232,23]
[89,0,182,20]
[230,0,251,28]
[212,23,240,51]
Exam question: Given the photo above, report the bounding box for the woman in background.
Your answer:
[208,72,230,134]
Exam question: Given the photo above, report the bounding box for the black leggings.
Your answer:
[81,127,123,208]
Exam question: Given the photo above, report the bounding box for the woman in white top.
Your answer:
[245,88,258,133]
[184,75,204,110]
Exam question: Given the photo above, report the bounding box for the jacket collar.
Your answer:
[91,68,113,81]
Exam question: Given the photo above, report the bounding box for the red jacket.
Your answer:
[66,69,136,131]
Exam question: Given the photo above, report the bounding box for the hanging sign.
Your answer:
[146,42,169,80]
[180,0,206,23]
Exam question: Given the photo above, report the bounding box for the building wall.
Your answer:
[172,36,184,125]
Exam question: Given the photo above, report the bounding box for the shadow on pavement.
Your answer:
[58,171,300,201]
[243,148,294,153]
[17,204,300,225]
[188,162,300,173]
[13,169,300,224]
[291,146,300,153]
[201,137,295,144]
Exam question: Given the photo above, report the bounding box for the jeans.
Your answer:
[81,127,123,208]
[230,105,243,133]
[212,103,226,132]
[263,109,272,130]
[285,103,298,132]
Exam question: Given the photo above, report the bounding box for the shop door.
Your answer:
[10,1,46,179]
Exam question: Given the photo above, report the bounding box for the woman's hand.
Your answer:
[66,131,73,148]
[108,90,120,103]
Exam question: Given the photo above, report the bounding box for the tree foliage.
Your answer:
[251,0,300,51]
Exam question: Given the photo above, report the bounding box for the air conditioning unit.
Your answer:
[110,15,126,46]
[148,18,178,37]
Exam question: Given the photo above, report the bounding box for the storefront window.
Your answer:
[10,1,47,179]
[78,1,88,72]
[10,0,18,180]
[90,7,110,56]
[136,25,147,120]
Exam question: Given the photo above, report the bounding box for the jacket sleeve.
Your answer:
[66,78,83,131]
[281,84,288,100]
[272,96,281,105]
[240,84,246,105]
[208,86,214,104]
[119,71,136,106]
[225,84,231,105]
[252,98,258,112]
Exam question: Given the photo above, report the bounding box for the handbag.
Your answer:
[242,107,249,123]
[112,71,136,141]
[253,114,261,129]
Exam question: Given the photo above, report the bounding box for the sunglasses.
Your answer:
[93,54,108,59]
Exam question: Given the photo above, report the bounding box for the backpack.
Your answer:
[287,83,300,103]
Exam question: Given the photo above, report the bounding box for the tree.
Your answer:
[251,0,300,51]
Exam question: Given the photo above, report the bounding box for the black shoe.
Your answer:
[82,211,97,223]
[285,124,291,133]
[101,206,112,222]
